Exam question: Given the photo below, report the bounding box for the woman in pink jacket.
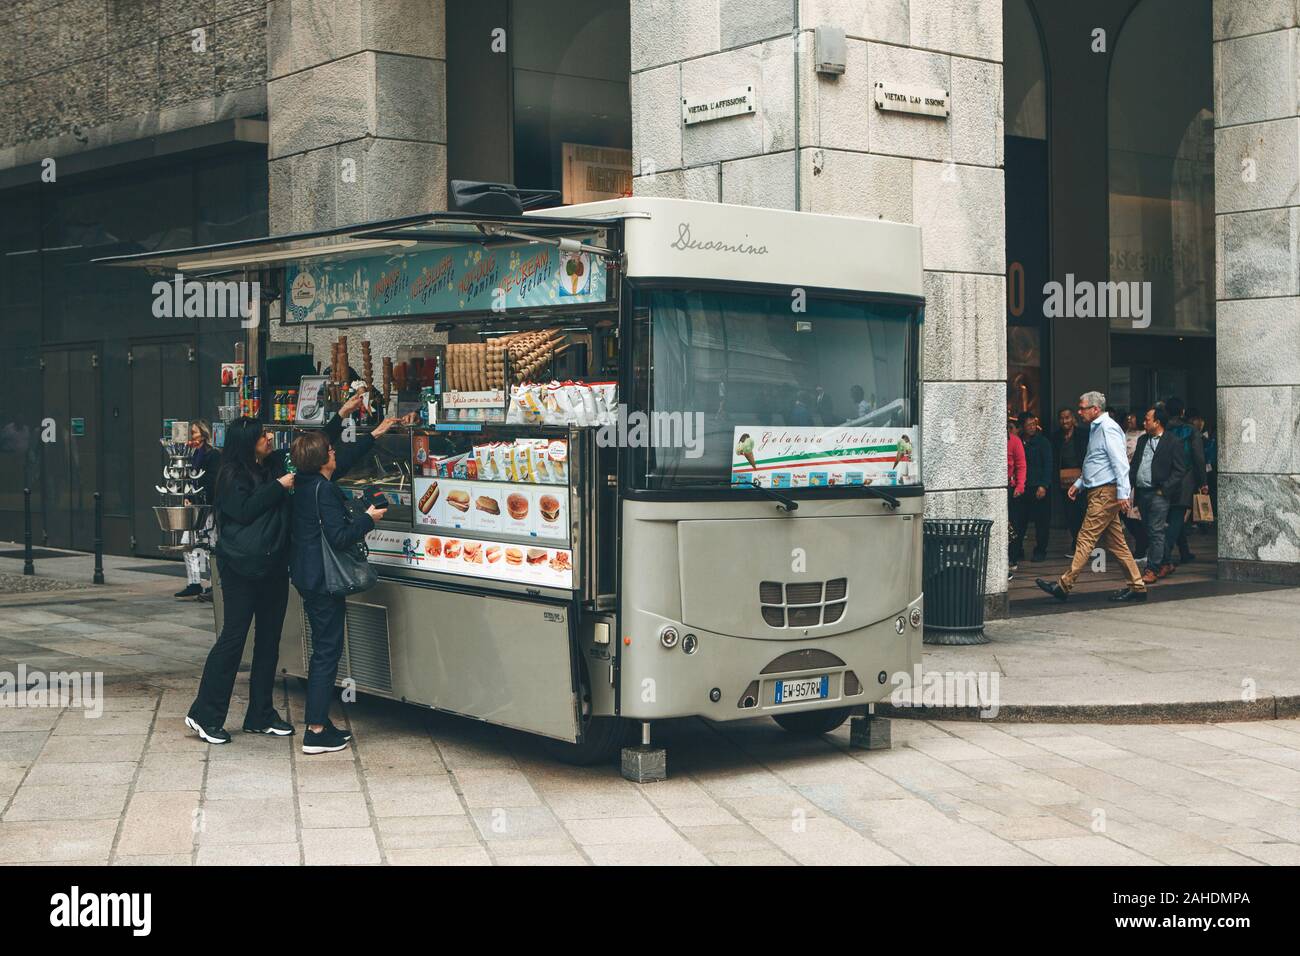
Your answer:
[1007,424,1026,574]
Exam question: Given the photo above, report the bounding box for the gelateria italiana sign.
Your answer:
[682,86,756,125]
[873,81,950,118]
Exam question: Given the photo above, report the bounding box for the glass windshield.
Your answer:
[630,288,921,491]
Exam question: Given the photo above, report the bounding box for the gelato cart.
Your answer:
[98,196,926,772]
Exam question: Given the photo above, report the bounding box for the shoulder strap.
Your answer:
[314,480,323,529]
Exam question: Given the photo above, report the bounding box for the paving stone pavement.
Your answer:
[1,573,1300,865]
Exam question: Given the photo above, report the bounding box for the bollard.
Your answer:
[23,487,34,575]
[93,491,105,585]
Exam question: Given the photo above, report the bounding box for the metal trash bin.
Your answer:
[922,518,992,645]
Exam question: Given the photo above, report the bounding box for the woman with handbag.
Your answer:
[185,418,294,744]
[289,413,401,754]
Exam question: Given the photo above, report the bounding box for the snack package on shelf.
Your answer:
[506,380,617,427]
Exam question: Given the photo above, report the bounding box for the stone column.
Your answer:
[267,0,446,231]
[630,0,1009,610]
[1213,0,1300,584]
[266,0,447,357]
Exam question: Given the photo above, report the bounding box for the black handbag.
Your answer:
[314,482,378,596]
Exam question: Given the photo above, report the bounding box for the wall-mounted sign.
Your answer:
[682,86,756,126]
[562,143,632,204]
[283,240,608,323]
[873,81,950,118]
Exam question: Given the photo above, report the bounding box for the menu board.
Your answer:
[731,426,919,488]
[412,476,568,543]
[366,528,574,589]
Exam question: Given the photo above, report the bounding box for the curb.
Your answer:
[874,696,1300,724]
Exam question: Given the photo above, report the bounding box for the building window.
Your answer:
[1004,0,1049,424]
[510,0,632,199]
[1108,0,1214,335]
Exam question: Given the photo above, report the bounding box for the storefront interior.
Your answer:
[1004,0,1217,600]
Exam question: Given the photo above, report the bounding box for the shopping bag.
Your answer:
[1192,492,1214,523]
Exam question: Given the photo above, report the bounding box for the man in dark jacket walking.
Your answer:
[290,411,403,754]
[1013,412,1053,563]
[1129,404,1187,584]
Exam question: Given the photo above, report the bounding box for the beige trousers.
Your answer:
[1059,483,1145,592]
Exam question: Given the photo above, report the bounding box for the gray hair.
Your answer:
[1079,391,1106,411]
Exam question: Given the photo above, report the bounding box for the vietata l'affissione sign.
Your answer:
[283,240,608,323]
[873,80,950,118]
[682,85,756,125]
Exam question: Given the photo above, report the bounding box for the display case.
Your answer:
[365,422,583,592]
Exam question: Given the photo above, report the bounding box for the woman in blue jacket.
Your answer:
[289,410,402,754]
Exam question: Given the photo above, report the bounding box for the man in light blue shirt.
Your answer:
[1036,390,1147,603]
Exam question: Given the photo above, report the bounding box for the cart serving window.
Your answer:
[629,287,921,493]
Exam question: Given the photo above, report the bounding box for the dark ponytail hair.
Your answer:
[215,417,268,503]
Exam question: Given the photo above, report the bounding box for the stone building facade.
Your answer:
[0,0,1296,594]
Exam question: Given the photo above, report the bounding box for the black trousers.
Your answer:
[299,588,346,726]
[1011,489,1051,561]
[1167,503,1191,564]
[189,562,289,728]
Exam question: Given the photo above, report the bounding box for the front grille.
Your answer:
[787,606,821,627]
[786,582,823,605]
[758,579,851,628]
[345,603,393,693]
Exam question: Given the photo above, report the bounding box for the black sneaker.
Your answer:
[243,711,295,736]
[174,583,202,599]
[185,714,231,744]
[302,725,350,755]
[324,719,353,742]
[1109,587,1148,602]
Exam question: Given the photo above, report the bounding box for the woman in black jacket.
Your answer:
[289,408,402,754]
[185,417,295,744]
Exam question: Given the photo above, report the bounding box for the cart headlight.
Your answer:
[659,625,679,649]
[909,608,922,628]
[894,616,906,634]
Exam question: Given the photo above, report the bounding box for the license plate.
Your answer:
[775,675,829,704]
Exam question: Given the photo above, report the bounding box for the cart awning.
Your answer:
[91,210,614,274]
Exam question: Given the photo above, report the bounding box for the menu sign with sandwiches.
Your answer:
[366,528,574,589]
[412,476,568,542]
